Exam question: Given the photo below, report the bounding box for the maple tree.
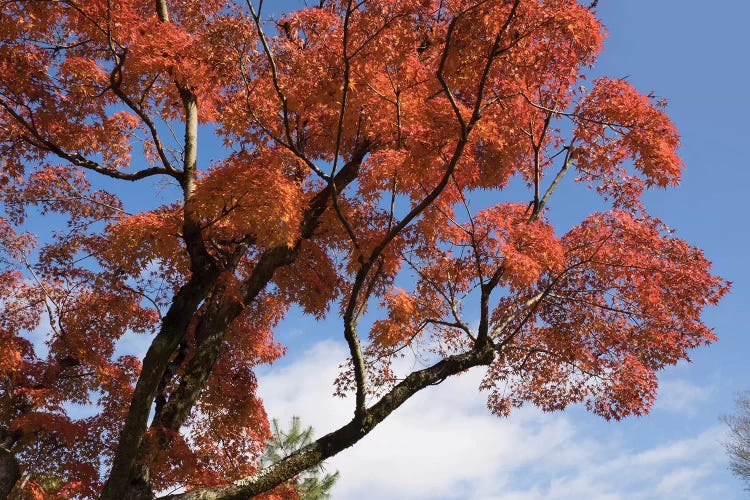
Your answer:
[0,0,728,498]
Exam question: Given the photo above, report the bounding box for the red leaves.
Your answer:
[573,78,684,209]
[483,210,728,420]
[473,203,564,289]
[371,288,422,347]
[0,0,729,496]
[10,412,82,447]
[192,151,304,249]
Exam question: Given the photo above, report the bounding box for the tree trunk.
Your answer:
[0,446,20,498]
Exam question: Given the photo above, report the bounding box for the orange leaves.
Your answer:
[223,292,286,367]
[178,361,270,487]
[386,288,419,325]
[0,332,24,376]
[483,210,728,420]
[473,203,564,289]
[192,151,303,249]
[363,201,564,349]
[143,426,202,491]
[370,288,420,347]
[273,240,340,318]
[21,166,124,224]
[55,289,158,362]
[124,18,229,108]
[357,149,408,202]
[99,112,141,169]
[573,78,684,208]
[102,205,185,279]
[57,56,109,96]
[561,210,728,325]
[588,354,658,420]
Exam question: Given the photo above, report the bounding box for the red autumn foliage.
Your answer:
[0,0,727,498]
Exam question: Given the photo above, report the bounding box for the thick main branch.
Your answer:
[125,144,371,496]
[161,345,494,500]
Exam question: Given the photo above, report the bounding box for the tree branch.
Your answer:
[0,96,175,181]
[138,143,371,479]
[530,140,575,222]
[100,264,222,499]
[160,345,494,500]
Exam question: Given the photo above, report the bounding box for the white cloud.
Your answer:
[257,341,738,500]
[653,378,712,414]
[528,426,727,500]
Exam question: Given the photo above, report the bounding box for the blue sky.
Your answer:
[45,1,748,498]
[248,1,750,499]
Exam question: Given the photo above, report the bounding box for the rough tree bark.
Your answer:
[0,446,19,498]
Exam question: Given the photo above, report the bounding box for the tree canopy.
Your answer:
[0,0,727,498]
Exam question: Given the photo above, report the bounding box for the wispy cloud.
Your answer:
[257,340,739,500]
[653,378,713,414]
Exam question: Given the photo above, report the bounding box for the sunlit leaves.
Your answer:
[472,203,564,289]
[192,151,304,249]
[483,211,728,420]
[573,77,684,209]
[0,0,728,496]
